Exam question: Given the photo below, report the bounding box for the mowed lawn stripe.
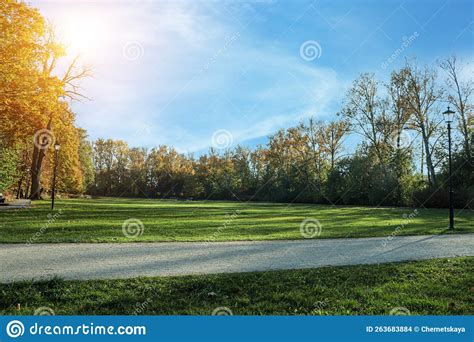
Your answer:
[0,197,472,243]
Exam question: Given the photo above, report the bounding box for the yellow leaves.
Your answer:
[1,1,89,195]
[46,42,66,58]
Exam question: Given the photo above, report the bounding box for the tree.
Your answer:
[77,128,94,192]
[318,119,349,170]
[387,69,412,150]
[28,28,91,199]
[400,61,443,185]
[0,0,44,145]
[440,56,473,160]
[0,1,90,198]
[297,119,326,193]
[0,140,20,192]
[386,69,415,203]
[342,73,392,163]
[128,147,147,196]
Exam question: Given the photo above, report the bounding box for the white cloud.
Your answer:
[32,1,347,153]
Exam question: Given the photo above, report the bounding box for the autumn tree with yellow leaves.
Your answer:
[0,0,90,198]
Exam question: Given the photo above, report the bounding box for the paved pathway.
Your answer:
[1,234,473,283]
[0,199,31,210]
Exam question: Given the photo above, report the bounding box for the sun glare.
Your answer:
[55,11,110,58]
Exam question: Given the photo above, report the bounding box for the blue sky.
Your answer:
[33,0,473,153]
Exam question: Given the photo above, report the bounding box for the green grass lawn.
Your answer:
[1,257,472,315]
[0,197,472,243]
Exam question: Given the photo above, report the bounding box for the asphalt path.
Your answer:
[1,234,472,283]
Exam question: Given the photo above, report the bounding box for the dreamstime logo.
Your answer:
[26,209,63,245]
[34,306,55,315]
[212,306,233,316]
[204,210,241,245]
[211,129,233,149]
[381,31,419,69]
[132,122,152,139]
[300,218,322,238]
[6,320,25,338]
[122,218,145,238]
[389,129,412,149]
[33,129,55,150]
[389,306,411,315]
[123,41,144,61]
[133,298,152,315]
[380,209,419,249]
[312,300,329,314]
[203,32,240,71]
[299,40,322,61]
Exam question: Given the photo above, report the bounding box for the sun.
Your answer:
[55,10,109,58]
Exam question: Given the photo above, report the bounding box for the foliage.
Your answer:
[414,147,474,208]
[0,0,88,198]
[1,1,472,209]
[0,141,20,192]
[82,57,471,208]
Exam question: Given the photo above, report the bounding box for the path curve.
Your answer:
[1,234,473,283]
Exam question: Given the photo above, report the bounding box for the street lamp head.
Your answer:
[443,107,455,123]
[54,142,60,151]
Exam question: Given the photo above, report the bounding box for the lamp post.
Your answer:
[51,141,60,210]
[443,107,455,230]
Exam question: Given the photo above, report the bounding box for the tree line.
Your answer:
[1,0,472,208]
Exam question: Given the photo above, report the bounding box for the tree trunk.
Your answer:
[29,145,46,199]
[29,118,52,199]
[25,176,30,199]
[420,141,424,179]
[420,126,436,185]
[16,175,23,199]
[461,117,471,161]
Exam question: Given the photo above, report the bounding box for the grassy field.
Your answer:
[0,197,473,243]
[0,257,472,315]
